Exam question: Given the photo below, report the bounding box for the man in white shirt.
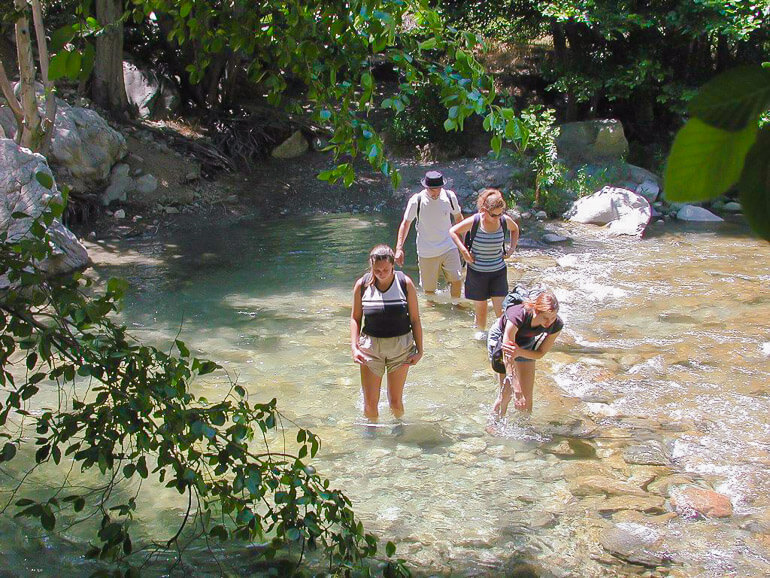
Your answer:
[394,171,464,301]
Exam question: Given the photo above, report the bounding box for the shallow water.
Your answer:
[2,213,769,576]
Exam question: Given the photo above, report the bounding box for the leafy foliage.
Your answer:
[664,64,770,241]
[0,200,408,575]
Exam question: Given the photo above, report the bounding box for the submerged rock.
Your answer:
[600,522,670,567]
[570,475,648,497]
[623,440,671,466]
[670,485,733,518]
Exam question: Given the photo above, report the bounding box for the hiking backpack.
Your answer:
[463,213,509,254]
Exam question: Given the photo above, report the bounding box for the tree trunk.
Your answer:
[14,0,43,150]
[92,0,128,114]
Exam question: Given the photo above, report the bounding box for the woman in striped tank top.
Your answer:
[450,189,519,339]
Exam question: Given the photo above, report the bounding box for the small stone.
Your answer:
[132,215,142,222]
[113,209,126,219]
[520,211,532,220]
[135,174,158,194]
[723,201,742,212]
[164,206,180,214]
[87,231,97,240]
[535,210,548,221]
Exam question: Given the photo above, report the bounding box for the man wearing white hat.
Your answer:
[394,170,464,302]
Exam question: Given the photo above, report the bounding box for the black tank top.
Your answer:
[361,271,412,338]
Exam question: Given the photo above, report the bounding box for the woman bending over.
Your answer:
[488,289,562,416]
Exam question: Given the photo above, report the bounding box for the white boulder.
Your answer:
[565,186,651,236]
[0,138,90,281]
[0,84,127,193]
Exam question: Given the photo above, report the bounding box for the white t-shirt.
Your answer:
[404,188,462,258]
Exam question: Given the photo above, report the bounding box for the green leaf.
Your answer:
[65,50,82,79]
[418,37,437,51]
[41,507,56,531]
[48,52,68,81]
[491,134,503,156]
[79,44,96,83]
[50,25,76,53]
[737,127,770,241]
[180,2,192,18]
[175,339,190,357]
[689,66,770,131]
[664,118,757,202]
[0,442,16,463]
[386,541,396,557]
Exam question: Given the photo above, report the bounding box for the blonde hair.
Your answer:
[524,290,559,314]
[477,188,506,212]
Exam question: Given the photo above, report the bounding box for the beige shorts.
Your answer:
[418,248,463,292]
[358,333,417,377]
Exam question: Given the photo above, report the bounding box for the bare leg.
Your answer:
[514,360,536,413]
[473,299,488,329]
[492,372,513,418]
[360,365,383,421]
[385,363,410,418]
[490,295,504,318]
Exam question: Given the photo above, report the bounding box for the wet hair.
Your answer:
[477,188,506,212]
[366,244,395,287]
[524,289,559,314]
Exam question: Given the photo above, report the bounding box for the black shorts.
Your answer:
[465,266,508,301]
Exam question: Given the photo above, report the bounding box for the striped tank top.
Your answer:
[468,224,505,273]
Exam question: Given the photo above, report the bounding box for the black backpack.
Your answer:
[501,285,532,312]
[464,213,509,254]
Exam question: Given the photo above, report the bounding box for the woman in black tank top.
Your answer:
[351,245,423,421]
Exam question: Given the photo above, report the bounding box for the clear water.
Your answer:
[2,212,769,576]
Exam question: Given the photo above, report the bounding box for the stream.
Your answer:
[2,211,769,576]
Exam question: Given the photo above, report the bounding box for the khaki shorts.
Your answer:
[358,333,417,377]
[418,248,463,292]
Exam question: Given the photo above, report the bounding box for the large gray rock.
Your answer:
[0,139,90,281]
[676,205,724,222]
[564,186,651,236]
[0,84,127,193]
[557,119,629,164]
[123,60,180,119]
[271,130,309,159]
